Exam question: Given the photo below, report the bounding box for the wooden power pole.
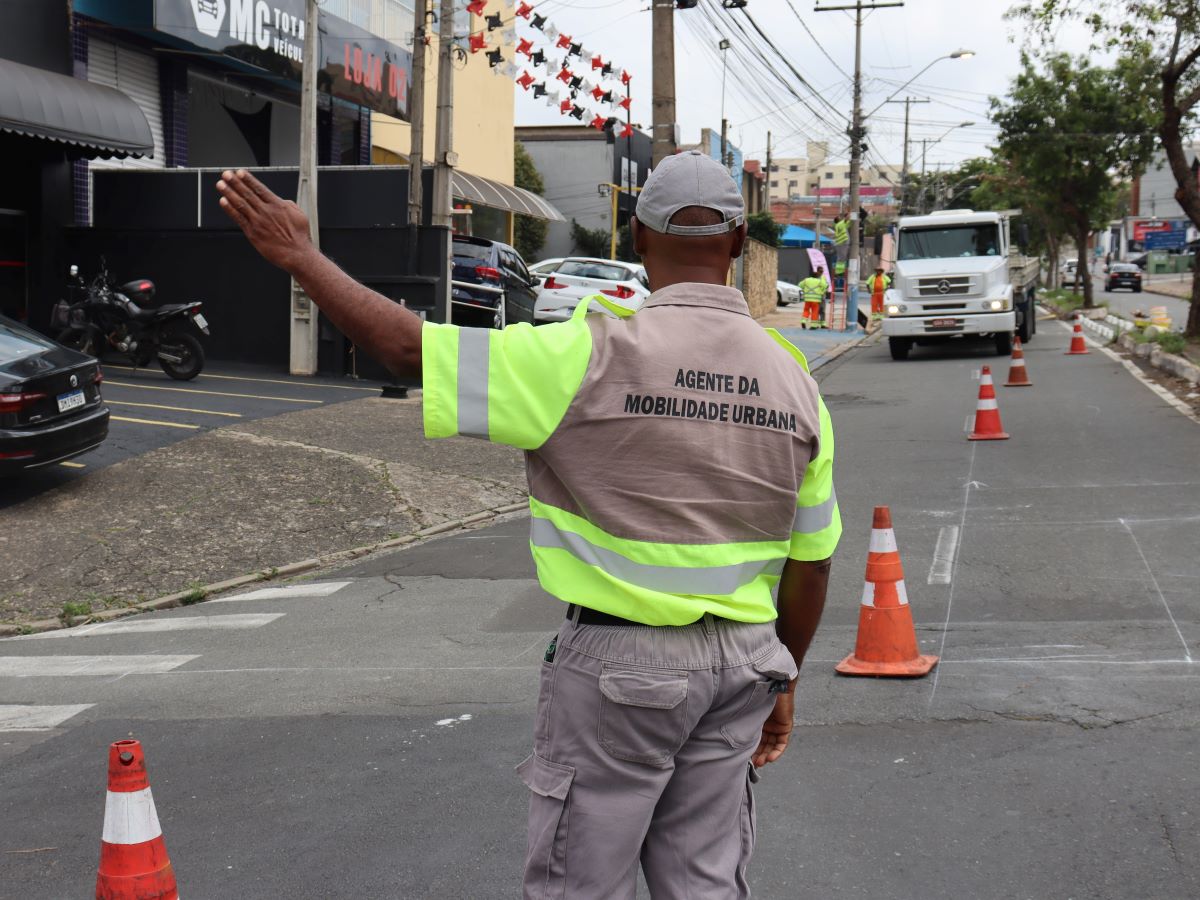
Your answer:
[651,2,677,167]
[289,0,320,375]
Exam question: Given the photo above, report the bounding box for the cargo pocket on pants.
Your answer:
[721,642,799,749]
[518,753,575,900]
[598,666,689,767]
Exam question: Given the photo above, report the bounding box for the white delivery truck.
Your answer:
[882,209,1040,360]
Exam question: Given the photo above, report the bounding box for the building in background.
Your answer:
[516,124,651,262]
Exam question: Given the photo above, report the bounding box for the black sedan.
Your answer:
[0,315,109,474]
[1105,263,1143,292]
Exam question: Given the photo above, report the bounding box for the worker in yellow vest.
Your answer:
[832,214,849,266]
[867,266,890,318]
[799,265,829,329]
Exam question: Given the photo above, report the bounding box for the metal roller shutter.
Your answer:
[87,37,163,171]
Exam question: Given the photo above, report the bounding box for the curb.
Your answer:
[811,328,875,372]
[0,500,530,638]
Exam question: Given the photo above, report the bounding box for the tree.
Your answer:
[569,219,609,258]
[513,142,547,262]
[746,211,782,247]
[1012,0,1200,334]
[990,53,1158,307]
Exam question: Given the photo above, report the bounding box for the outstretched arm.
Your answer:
[751,556,831,768]
[216,169,422,376]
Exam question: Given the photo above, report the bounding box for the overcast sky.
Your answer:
[511,0,1096,173]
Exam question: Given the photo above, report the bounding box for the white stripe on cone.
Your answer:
[101,786,163,846]
[859,579,910,608]
[980,372,994,386]
[867,528,898,553]
[976,398,998,410]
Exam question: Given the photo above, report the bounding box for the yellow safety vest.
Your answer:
[800,276,828,304]
[833,220,849,245]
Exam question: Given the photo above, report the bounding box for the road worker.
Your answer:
[867,265,891,318]
[800,265,829,328]
[216,151,839,900]
[832,212,849,265]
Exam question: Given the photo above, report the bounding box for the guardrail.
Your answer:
[450,280,506,329]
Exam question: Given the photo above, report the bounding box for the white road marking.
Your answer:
[928,526,960,584]
[929,442,977,708]
[0,704,94,731]
[9,614,284,640]
[209,582,352,603]
[1119,518,1193,663]
[0,656,199,677]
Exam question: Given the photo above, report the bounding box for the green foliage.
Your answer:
[180,583,207,606]
[570,219,610,259]
[990,52,1159,306]
[1158,332,1188,355]
[746,211,782,247]
[60,600,91,620]
[513,142,548,262]
[616,225,637,263]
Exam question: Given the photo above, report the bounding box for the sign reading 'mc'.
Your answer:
[153,0,411,119]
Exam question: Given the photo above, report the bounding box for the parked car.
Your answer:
[1105,262,1143,292]
[1059,258,1079,281]
[533,257,651,323]
[0,314,109,474]
[451,236,539,327]
[528,258,565,280]
[776,280,800,306]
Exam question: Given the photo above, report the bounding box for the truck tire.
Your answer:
[995,331,1013,356]
[1018,302,1033,343]
[889,337,912,360]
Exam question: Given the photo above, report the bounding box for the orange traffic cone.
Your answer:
[1066,314,1089,354]
[836,506,938,677]
[96,740,178,900]
[1004,336,1032,386]
[968,365,1009,441]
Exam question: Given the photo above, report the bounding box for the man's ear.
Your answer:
[728,222,748,260]
[632,217,647,257]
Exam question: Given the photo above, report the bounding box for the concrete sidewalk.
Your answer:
[757,304,868,369]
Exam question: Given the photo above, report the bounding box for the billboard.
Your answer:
[153,0,411,119]
[1130,218,1188,249]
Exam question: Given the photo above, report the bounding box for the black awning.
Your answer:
[0,58,154,159]
[451,170,565,222]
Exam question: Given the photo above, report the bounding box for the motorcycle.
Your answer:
[51,261,210,381]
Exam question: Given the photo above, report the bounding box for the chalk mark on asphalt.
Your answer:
[929,441,977,707]
[928,526,960,584]
[1119,518,1193,663]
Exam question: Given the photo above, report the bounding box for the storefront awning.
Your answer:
[0,58,154,159]
[452,171,565,222]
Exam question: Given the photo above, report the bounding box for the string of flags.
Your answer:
[463,0,634,136]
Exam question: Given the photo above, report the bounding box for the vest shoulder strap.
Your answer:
[763,328,811,374]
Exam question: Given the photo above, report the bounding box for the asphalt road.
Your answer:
[2,322,1198,898]
[3,362,383,509]
[1090,272,1191,330]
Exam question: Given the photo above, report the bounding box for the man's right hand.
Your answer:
[216,169,313,272]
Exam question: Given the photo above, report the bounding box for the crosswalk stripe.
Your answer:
[8,613,284,640]
[209,582,352,603]
[0,656,199,677]
[105,381,323,404]
[0,704,94,731]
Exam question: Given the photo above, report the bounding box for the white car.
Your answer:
[776,280,800,306]
[531,257,651,323]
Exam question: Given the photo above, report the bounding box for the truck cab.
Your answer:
[883,210,1038,360]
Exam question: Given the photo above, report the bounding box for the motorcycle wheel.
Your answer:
[158,331,205,381]
[57,327,97,357]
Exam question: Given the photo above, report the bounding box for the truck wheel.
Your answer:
[888,337,911,361]
[1018,305,1033,343]
[995,331,1013,356]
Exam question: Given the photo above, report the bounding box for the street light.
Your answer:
[865,50,976,119]
[719,38,732,171]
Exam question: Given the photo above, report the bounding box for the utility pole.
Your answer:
[430,0,457,324]
[764,130,772,212]
[815,0,903,322]
[289,0,320,375]
[651,2,676,167]
[919,138,928,213]
[720,118,729,171]
[885,96,928,214]
[408,0,430,228]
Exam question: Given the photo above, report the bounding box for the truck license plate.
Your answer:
[931,318,956,327]
[57,388,85,413]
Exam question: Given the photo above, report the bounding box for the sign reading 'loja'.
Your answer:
[154,0,411,118]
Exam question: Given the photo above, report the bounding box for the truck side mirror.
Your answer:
[1016,223,1030,252]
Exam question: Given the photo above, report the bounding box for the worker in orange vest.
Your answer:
[867,265,891,318]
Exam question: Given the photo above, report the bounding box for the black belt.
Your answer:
[566,604,719,627]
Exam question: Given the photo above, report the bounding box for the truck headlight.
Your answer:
[887,304,906,315]
[988,299,1005,311]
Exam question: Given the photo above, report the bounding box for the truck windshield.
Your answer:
[898,224,1001,260]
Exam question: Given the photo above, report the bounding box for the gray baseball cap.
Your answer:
[635,150,745,236]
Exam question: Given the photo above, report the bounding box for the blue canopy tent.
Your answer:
[780,225,834,248]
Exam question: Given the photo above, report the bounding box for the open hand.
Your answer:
[751,691,794,768]
[216,169,312,271]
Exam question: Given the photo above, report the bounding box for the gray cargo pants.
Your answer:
[518,611,798,899]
